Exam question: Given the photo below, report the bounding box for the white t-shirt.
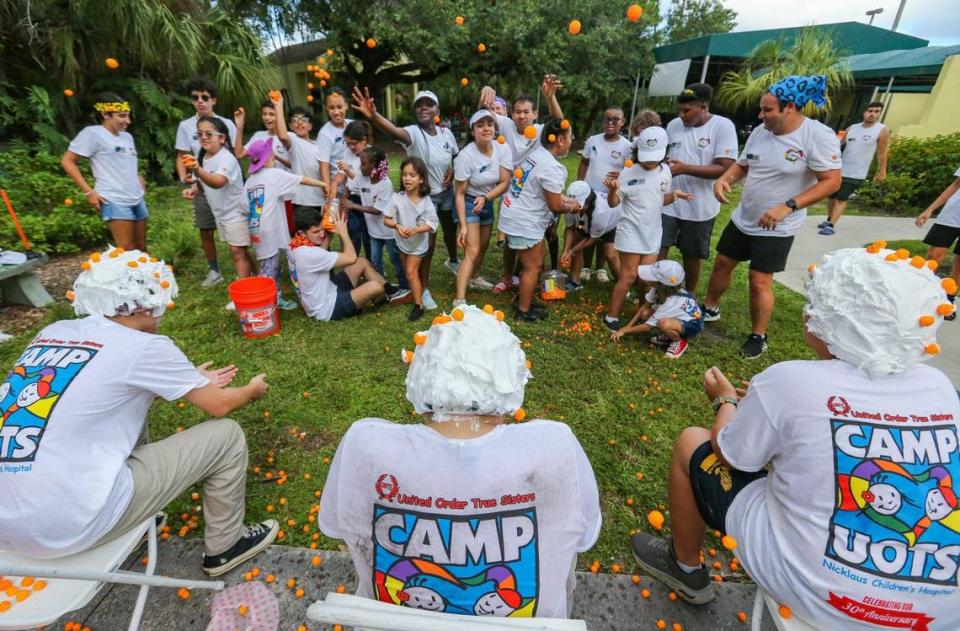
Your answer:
[342,152,363,196]
[732,119,841,237]
[933,167,960,228]
[499,147,567,241]
[718,360,960,631]
[383,193,439,256]
[287,245,340,321]
[360,177,396,240]
[0,316,207,558]
[246,168,302,260]
[67,125,144,206]
[614,164,671,255]
[454,142,512,198]
[663,115,738,221]
[587,191,621,238]
[582,134,633,193]
[319,418,601,619]
[174,114,237,156]
[402,125,459,195]
[841,122,885,180]
[198,148,247,224]
[493,114,543,167]
[288,135,324,207]
[244,131,291,173]
[315,119,353,183]
[642,288,701,325]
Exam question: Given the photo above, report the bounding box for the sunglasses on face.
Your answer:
[191,94,212,102]
[197,131,223,139]
[291,116,310,124]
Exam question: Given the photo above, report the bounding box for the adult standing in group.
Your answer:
[818,101,889,235]
[351,87,460,303]
[61,92,148,252]
[315,87,353,205]
[574,105,632,286]
[452,110,512,306]
[704,75,841,359]
[174,77,238,288]
[661,83,738,294]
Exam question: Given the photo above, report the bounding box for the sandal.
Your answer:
[493,282,510,293]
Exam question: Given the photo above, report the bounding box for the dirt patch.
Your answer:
[0,252,86,335]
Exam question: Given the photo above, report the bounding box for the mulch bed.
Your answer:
[0,252,87,336]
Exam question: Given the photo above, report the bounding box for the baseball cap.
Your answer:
[637,259,685,286]
[678,83,713,104]
[469,109,495,127]
[414,90,439,107]
[566,180,591,207]
[634,127,668,163]
[246,138,274,174]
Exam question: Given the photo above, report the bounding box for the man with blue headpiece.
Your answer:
[700,75,841,359]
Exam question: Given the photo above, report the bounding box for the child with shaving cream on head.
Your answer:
[319,304,600,619]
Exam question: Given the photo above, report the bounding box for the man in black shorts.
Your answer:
[702,75,840,358]
[916,166,960,319]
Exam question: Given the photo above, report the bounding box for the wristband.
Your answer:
[711,396,738,412]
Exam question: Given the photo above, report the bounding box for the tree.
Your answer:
[665,0,737,43]
[714,29,853,115]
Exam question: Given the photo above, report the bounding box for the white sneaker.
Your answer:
[225,301,236,311]
[580,268,592,282]
[422,289,438,310]
[452,298,467,307]
[201,270,224,288]
[596,269,610,283]
[443,259,460,275]
[469,276,495,290]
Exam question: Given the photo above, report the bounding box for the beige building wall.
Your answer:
[884,93,931,132]
[897,55,960,138]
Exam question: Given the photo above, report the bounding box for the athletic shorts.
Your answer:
[829,177,864,201]
[101,199,149,222]
[330,270,360,320]
[217,220,251,247]
[598,227,617,245]
[661,214,716,260]
[923,223,960,254]
[689,440,768,533]
[716,221,794,274]
[193,189,216,230]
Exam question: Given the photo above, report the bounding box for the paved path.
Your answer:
[776,215,960,387]
[54,541,782,630]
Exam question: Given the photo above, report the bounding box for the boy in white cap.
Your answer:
[320,304,601,618]
[611,260,703,358]
[631,245,960,630]
[560,180,622,290]
[0,247,277,576]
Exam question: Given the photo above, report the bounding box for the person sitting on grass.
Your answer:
[288,207,401,321]
[630,245,960,630]
[610,260,702,359]
[0,247,276,576]
[319,304,601,618]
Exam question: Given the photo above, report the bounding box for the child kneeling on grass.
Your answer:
[611,259,703,359]
[288,207,401,321]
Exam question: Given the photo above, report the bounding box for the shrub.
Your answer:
[857,133,960,214]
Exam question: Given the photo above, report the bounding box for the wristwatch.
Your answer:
[711,396,738,412]
[785,198,798,212]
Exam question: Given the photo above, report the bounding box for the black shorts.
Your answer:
[829,177,864,201]
[689,441,768,533]
[598,227,617,244]
[661,214,716,260]
[716,221,794,274]
[923,223,960,254]
[330,271,360,320]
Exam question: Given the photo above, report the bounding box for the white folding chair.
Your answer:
[751,590,817,631]
[308,592,588,631]
[0,517,223,631]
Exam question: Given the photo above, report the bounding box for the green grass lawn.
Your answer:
[0,157,816,575]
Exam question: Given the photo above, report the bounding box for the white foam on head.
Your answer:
[804,247,947,378]
[405,305,530,421]
[72,247,178,318]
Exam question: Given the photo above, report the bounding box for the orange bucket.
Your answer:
[228,277,281,338]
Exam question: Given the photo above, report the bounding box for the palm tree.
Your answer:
[715,28,852,115]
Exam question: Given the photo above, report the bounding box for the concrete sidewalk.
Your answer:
[53,541,782,630]
[775,214,960,387]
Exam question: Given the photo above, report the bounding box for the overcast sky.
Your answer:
[722,0,959,46]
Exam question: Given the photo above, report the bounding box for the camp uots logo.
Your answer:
[376,473,400,502]
[697,137,711,149]
[784,148,805,163]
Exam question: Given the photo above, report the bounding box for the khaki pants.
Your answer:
[96,418,247,556]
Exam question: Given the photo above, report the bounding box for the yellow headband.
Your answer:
[94,101,131,113]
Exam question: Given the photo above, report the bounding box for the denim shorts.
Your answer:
[455,194,495,226]
[506,235,542,250]
[330,270,360,320]
[431,187,455,212]
[101,199,149,222]
[681,318,704,339]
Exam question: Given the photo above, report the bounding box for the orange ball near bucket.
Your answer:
[229,277,281,338]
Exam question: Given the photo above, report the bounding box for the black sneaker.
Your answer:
[515,306,548,321]
[740,333,768,359]
[202,520,279,576]
[947,295,957,321]
[511,294,545,311]
[701,304,720,322]
[408,304,424,321]
[630,533,715,605]
[603,317,620,332]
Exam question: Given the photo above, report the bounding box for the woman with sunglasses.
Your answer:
[175,77,238,288]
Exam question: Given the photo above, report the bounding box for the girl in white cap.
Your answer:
[604,126,692,330]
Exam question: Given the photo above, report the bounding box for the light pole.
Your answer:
[865,8,883,25]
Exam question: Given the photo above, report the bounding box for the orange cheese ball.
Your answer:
[942,278,958,294]
[656,620,666,630]
[238,604,249,616]
[627,4,644,21]
[64,88,75,97]
[497,135,506,144]
[624,159,634,168]
[778,604,793,619]
[513,408,527,422]
[105,57,120,69]
[366,38,377,48]
[910,255,925,268]
[919,315,935,327]
[460,77,469,87]
[895,248,909,260]
[737,611,747,623]
[647,510,665,530]
[568,19,582,35]
[454,15,464,25]
[523,126,538,140]
[452,308,465,321]
[631,574,641,585]
[494,310,505,321]
[477,43,486,53]
[925,343,941,355]
[721,535,738,550]
[560,119,571,130]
